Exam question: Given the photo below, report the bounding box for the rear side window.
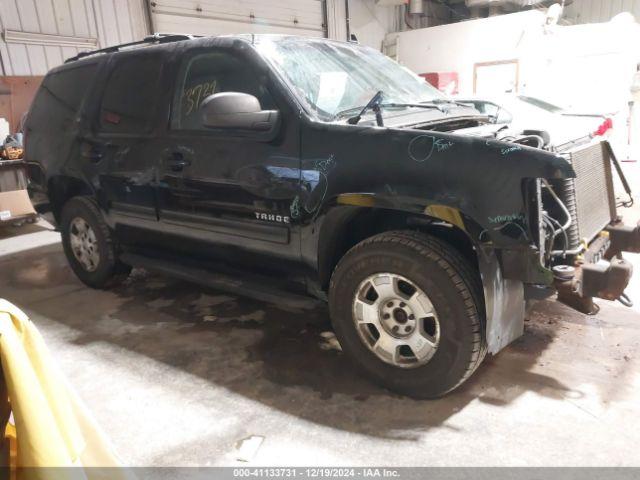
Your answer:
[99,55,163,134]
[41,64,98,113]
[24,63,98,165]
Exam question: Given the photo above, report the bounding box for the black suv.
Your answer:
[25,34,639,398]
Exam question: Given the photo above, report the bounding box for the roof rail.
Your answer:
[64,33,200,63]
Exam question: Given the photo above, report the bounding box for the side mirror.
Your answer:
[200,92,280,132]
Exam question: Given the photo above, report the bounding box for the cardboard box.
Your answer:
[0,189,36,223]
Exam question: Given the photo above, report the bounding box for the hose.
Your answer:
[544,213,569,258]
[514,134,545,149]
[541,179,573,257]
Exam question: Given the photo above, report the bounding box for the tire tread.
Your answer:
[60,196,130,288]
[330,229,487,395]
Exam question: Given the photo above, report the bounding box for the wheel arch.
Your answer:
[316,201,526,355]
[317,203,482,292]
[48,175,94,223]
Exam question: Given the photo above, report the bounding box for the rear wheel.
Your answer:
[329,230,486,398]
[60,197,130,289]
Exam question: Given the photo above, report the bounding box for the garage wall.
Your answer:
[149,0,399,49]
[0,0,149,76]
[149,0,326,38]
[385,10,546,92]
[327,0,398,50]
[149,0,397,50]
[0,0,400,77]
[564,0,640,24]
[0,76,42,130]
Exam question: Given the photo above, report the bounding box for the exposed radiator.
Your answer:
[548,142,616,252]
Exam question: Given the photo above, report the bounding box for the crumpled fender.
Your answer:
[303,124,574,248]
[302,124,574,353]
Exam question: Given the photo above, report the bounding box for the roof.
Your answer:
[63,33,363,64]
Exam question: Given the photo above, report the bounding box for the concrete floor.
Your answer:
[1,215,639,467]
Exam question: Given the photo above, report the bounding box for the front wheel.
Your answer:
[329,230,487,398]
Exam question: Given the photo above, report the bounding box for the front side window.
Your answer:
[171,51,274,131]
[99,55,163,134]
[256,37,445,122]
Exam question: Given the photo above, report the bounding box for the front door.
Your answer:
[156,47,302,268]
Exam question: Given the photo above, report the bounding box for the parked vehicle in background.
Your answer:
[23,34,640,398]
[457,95,614,150]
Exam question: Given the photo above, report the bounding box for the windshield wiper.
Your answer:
[429,98,473,108]
[339,96,447,126]
[337,94,468,126]
[382,102,446,112]
[346,90,385,126]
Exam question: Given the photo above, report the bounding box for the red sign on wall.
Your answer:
[419,72,459,95]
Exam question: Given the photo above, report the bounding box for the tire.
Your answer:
[329,230,487,398]
[60,196,131,289]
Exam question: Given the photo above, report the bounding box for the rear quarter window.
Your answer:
[24,62,98,165]
[28,63,98,127]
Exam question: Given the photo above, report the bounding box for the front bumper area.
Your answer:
[554,221,640,314]
[608,221,640,254]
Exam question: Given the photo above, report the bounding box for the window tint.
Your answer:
[171,51,274,130]
[100,55,163,134]
[40,63,98,114]
[24,63,98,165]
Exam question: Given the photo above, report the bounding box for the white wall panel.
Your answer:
[43,44,64,68]
[327,0,399,49]
[95,0,122,46]
[69,0,93,37]
[326,0,347,40]
[53,0,76,35]
[348,0,397,50]
[6,43,29,74]
[564,0,640,24]
[15,1,40,33]
[150,0,325,38]
[0,0,150,75]
[25,44,46,71]
[34,1,58,35]
[0,0,398,74]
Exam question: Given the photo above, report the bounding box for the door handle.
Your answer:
[167,152,191,172]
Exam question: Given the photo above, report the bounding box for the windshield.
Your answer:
[256,37,445,121]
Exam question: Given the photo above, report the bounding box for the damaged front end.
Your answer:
[528,140,638,314]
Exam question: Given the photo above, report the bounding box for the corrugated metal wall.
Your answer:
[150,0,326,37]
[0,0,404,76]
[564,0,640,24]
[0,0,149,76]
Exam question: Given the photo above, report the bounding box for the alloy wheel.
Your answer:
[352,273,440,368]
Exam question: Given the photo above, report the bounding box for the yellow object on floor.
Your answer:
[0,299,133,480]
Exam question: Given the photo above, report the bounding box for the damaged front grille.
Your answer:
[547,142,616,253]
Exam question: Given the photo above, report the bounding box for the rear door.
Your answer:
[87,50,169,234]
